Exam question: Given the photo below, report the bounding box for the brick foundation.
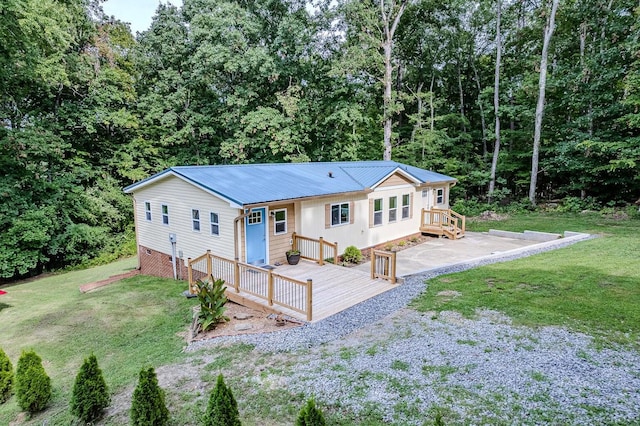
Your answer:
[139,245,188,280]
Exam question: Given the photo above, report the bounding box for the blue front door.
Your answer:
[245,208,266,265]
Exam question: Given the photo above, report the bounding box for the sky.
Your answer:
[102,0,183,34]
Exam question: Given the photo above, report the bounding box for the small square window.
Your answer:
[274,209,287,235]
[210,212,219,236]
[248,210,262,225]
[161,204,169,225]
[331,203,350,226]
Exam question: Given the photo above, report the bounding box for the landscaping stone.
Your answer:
[234,324,253,331]
[233,313,253,320]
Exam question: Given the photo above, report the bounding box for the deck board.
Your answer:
[224,260,397,323]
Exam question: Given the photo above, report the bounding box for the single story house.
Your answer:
[123,161,459,279]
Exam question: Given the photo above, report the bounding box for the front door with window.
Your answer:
[245,208,266,265]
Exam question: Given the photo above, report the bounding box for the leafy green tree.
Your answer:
[296,398,326,426]
[70,354,110,423]
[0,347,13,403]
[15,350,51,413]
[130,367,169,426]
[204,374,241,426]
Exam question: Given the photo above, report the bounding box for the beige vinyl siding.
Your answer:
[268,203,295,264]
[132,176,237,264]
[376,172,414,188]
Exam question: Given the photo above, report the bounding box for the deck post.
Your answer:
[334,242,338,265]
[318,237,324,265]
[292,232,298,252]
[233,260,240,293]
[268,271,274,306]
[390,251,397,284]
[206,250,212,278]
[187,258,193,293]
[370,251,375,279]
[306,279,312,321]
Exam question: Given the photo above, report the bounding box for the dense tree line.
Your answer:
[1,0,638,279]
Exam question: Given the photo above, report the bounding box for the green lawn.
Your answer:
[0,258,196,425]
[412,212,640,348]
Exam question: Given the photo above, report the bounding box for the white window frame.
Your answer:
[436,188,444,204]
[388,196,397,223]
[210,212,220,236]
[422,189,429,198]
[401,194,410,219]
[161,204,169,225]
[192,209,200,232]
[373,198,383,226]
[331,202,350,227]
[273,209,287,235]
[144,201,152,221]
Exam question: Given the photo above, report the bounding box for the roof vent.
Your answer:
[328,171,334,178]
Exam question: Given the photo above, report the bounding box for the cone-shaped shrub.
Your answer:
[204,374,241,426]
[296,398,326,426]
[0,347,13,403]
[70,354,110,423]
[15,350,51,413]
[130,367,169,426]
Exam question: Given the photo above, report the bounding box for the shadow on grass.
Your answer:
[0,302,10,312]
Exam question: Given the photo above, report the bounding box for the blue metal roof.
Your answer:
[124,161,456,206]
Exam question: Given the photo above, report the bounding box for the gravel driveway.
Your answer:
[189,234,640,424]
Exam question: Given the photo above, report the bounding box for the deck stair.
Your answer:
[420,208,466,240]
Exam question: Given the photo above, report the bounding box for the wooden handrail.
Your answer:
[292,232,338,265]
[187,250,313,320]
[371,250,397,284]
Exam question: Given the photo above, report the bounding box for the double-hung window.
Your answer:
[401,194,410,219]
[274,209,287,234]
[144,202,152,221]
[436,188,444,204]
[210,212,219,236]
[192,209,200,231]
[388,196,397,222]
[161,204,169,225]
[373,198,383,226]
[331,202,350,226]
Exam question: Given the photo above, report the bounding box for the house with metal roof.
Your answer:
[123,161,462,279]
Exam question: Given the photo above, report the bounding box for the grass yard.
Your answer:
[0,258,195,425]
[412,212,640,348]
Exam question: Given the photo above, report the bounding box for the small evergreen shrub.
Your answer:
[130,367,169,426]
[204,374,241,426]
[195,277,230,332]
[15,350,51,413]
[0,347,13,403]
[70,354,110,423]
[296,398,326,426]
[342,246,362,264]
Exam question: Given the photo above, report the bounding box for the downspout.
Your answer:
[169,234,177,280]
[233,209,253,262]
[132,196,141,270]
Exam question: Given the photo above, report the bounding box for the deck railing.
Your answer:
[187,250,313,321]
[370,250,397,284]
[420,208,466,239]
[291,232,338,266]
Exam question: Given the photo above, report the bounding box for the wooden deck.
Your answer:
[226,260,397,323]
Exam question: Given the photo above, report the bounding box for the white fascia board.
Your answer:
[370,167,421,189]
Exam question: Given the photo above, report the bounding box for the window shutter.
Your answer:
[349,201,355,224]
[325,204,330,229]
[369,198,374,228]
[410,193,414,219]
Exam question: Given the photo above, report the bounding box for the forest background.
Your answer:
[1,0,639,280]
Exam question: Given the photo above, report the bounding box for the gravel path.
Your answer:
[188,233,640,424]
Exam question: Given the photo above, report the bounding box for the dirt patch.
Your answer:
[189,302,303,342]
[436,290,462,298]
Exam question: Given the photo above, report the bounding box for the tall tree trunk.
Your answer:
[457,54,467,133]
[381,0,407,161]
[470,59,487,158]
[488,0,502,201]
[529,0,560,205]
